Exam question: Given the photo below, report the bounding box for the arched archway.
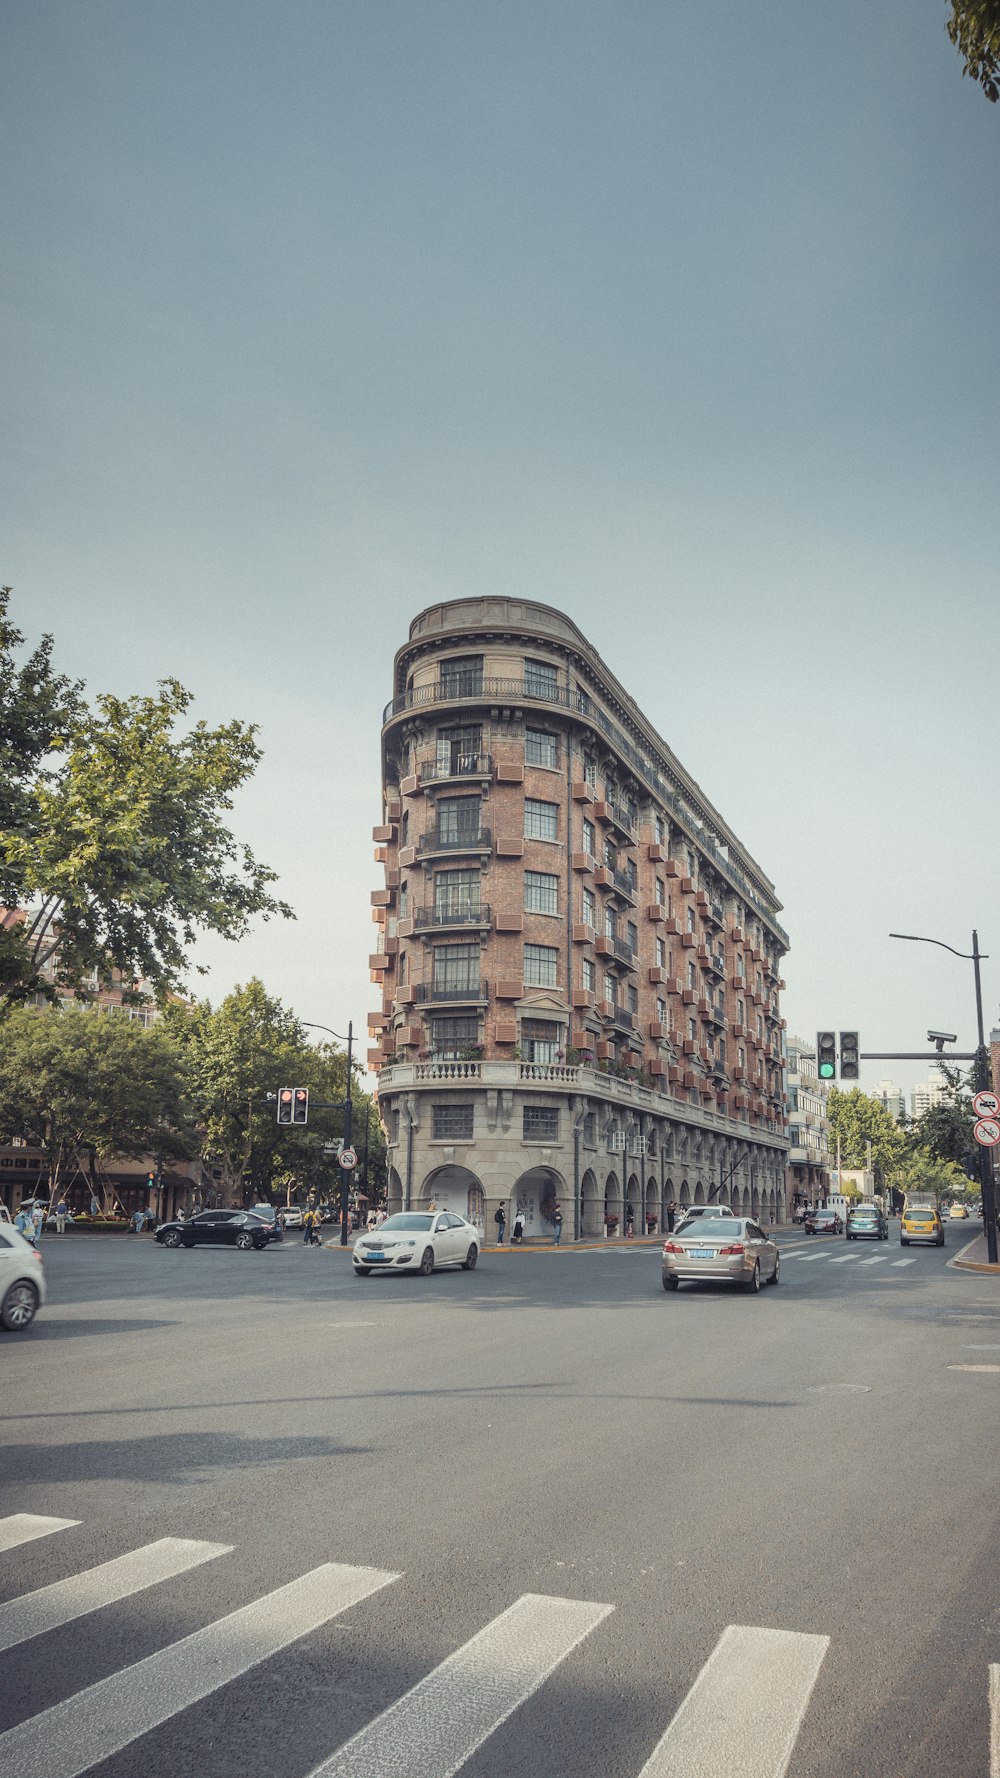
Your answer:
[604,1170,621,1236]
[679,1179,691,1209]
[510,1166,564,1240]
[626,1173,641,1235]
[581,1168,601,1238]
[693,1181,705,1205]
[776,1185,786,1223]
[386,1166,403,1218]
[741,1185,751,1213]
[645,1176,658,1234]
[420,1164,486,1232]
[752,1187,760,1218]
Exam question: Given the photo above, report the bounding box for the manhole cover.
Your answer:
[807,1383,871,1396]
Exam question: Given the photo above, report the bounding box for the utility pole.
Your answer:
[340,1023,353,1246]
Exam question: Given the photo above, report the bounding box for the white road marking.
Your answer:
[890,1258,917,1268]
[796,1251,832,1263]
[0,1514,79,1554]
[856,1255,888,1266]
[826,1254,852,1264]
[947,1364,1000,1373]
[990,1663,1000,1778]
[0,1561,398,1778]
[306,1591,613,1778]
[636,1623,829,1778]
[0,1537,231,1655]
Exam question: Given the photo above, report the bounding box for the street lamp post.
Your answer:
[889,931,996,1263]
[302,1021,355,1246]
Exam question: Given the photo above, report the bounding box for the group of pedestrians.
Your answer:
[14,1200,70,1243]
[493,1202,564,1246]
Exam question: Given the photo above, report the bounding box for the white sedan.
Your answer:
[353,1212,480,1277]
[0,1223,46,1331]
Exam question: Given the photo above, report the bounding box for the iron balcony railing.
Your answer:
[418,753,493,783]
[413,903,491,930]
[417,827,492,854]
[382,677,788,945]
[610,1006,635,1032]
[412,980,489,1004]
[611,935,637,965]
[611,868,638,901]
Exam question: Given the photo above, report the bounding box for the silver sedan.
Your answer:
[662,1217,780,1293]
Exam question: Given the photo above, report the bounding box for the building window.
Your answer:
[437,796,482,844]
[439,655,483,698]
[388,1106,400,1144]
[738,1045,746,1069]
[431,1016,481,1058]
[688,1017,697,1041]
[522,1018,559,1063]
[525,871,558,915]
[434,869,481,917]
[524,658,558,699]
[604,904,617,941]
[655,937,666,969]
[523,1105,559,1140]
[656,997,667,1024]
[687,962,696,989]
[436,724,483,774]
[432,1103,474,1141]
[398,950,408,984]
[655,877,665,907]
[584,755,597,789]
[525,799,558,841]
[583,1112,596,1146]
[582,957,595,992]
[582,817,595,856]
[582,887,596,927]
[655,815,666,844]
[432,943,481,995]
[627,984,638,1014]
[524,943,558,988]
[525,729,558,768]
[604,971,617,1003]
[627,921,638,954]
[687,907,696,933]
[737,998,745,1023]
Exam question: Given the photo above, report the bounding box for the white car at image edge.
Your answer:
[0,1223,46,1330]
[353,1211,480,1276]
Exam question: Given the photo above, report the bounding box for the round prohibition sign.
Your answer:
[973,1118,1000,1149]
[973,1090,1000,1119]
[338,1147,358,1169]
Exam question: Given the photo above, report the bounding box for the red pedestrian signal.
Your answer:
[292,1087,309,1125]
[277,1088,294,1125]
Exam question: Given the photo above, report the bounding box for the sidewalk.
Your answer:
[948,1232,1000,1275]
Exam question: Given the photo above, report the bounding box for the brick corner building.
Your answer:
[370,598,790,1240]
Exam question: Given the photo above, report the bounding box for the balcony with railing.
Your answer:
[418,752,493,787]
[610,1006,636,1033]
[609,867,638,905]
[412,980,489,1006]
[417,826,492,860]
[611,935,637,966]
[413,903,492,933]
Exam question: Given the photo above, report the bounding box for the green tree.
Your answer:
[0,591,292,1012]
[827,1087,907,1190]
[908,1065,977,1175]
[890,1147,969,1203]
[947,0,1000,100]
[0,1004,193,1203]
[165,981,384,1207]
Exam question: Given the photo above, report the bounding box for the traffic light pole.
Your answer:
[340,1022,353,1247]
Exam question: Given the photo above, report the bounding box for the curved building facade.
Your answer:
[370,598,790,1239]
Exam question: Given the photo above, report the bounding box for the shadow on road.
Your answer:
[0,1429,371,1486]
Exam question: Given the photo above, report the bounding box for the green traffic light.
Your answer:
[818,1061,836,1078]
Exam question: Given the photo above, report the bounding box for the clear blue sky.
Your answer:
[3,1,998,1094]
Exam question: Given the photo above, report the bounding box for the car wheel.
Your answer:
[354,1266,370,1277]
[419,1247,434,1276]
[770,1254,780,1285]
[461,1245,478,1271]
[662,1275,679,1291]
[235,1231,254,1250]
[1,1280,39,1331]
[746,1262,761,1293]
[163,1230,182,1249]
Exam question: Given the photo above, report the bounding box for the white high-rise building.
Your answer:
[910,1078,949,1120]
[871,1079,906,1123]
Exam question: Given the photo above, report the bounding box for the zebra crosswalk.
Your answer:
[783,1248,917,1270]
[0,1512,990,1778]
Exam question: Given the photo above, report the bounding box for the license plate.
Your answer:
[689,1248,715,1259]
[366,1254,389,1263]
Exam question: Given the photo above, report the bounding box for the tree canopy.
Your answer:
[0,588,292,1012]
[947,1,1000,101]
[827,1087,907,1189]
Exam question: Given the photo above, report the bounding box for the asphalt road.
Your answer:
[1,1222,998,1778]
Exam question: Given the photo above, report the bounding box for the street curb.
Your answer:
[948,1233,1000,1275]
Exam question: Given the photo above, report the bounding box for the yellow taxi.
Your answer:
[949,1204,970,1220]
[900,1205,945,1247]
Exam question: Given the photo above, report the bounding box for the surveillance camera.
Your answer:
[928,1030,957,1048]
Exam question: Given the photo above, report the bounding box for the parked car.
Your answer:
[846,1205,888,1240]
[155,1210,273,1251]
[0,1222,46,1330]
[803,1208,843,1235]
[247,1206,283,1243]
[662,1218,780,1293]
[353,1211,480,1277]
[901,1205,945,1247]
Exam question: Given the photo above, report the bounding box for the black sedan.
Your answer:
[846,1204,889,1240]
[155,1210,274,1251]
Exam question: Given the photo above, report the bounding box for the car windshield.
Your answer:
[680,1223,742,1242]
[851,1211,876,1220]
[377,1214,434,1231]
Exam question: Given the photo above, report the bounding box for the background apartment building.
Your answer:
[871,1079,907,1123]
[910,1077,949,1119]
[370,599,789,1239]
[784,1034,832,1207]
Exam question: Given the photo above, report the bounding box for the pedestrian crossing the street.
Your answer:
[0,1512,990,1778]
